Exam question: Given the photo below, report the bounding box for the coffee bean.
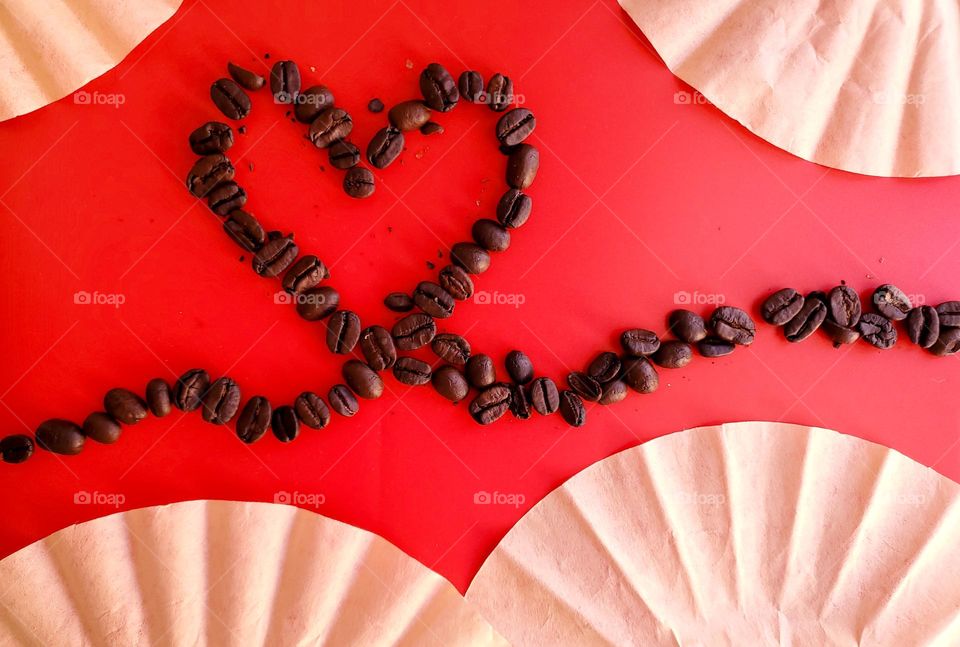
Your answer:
[223,209,265,251]
[469,384,512,425]
[432,333,471,365]
[450,242,491,274]
[620,329,660,356]
[327,310,361,354]
[236,397,271,444]
[383,293,413,313]
[857,313,897,349]
[174,368,210,412]
[144,378,172,417]
[935,301,960,328]
[35,419,84,455]
[0,435,34,464]
[189,122,234,155]
[420,122,443,136]
[210,78,251,119]
[697,337,735,357]
[294,85,335,123]
[432,365,469,401]
[186,153,234,197]
[253,235,298,277]
[201,377,241,424]
[328,384,359,417]
[652,341,693,368]
[295,286,340,321]
[496,189,532,229]
[328,140,360,169]
[359,326,397,371]
[368,98,384,113]
[668,310,708,343]
[343,360,384,399]
[392,313,437,350]
[393,357,432,385]
[413,281,455,318]
[761,288,804,325]
[438,265,474,301]
[784,297,827,342]
[505,350,534,384]
[622,357,659,393]
[567,372,601,402]
[710,307,755,346]
[496,108,536,146]
[294,392,330,429]
[587,352,621,383]
[465,354,497,389]
[282,255,327,294]
[367,127,404,169]
[486,73,513,112]
[872,284,912,321]
[507,383,531,419]
[227,62,265,91]
[506,144,539,189]
[529,377,559,414]
[104,388,148,425]
[820,319,860,347]
[930,328,960,356]
[82,412,122,444]
[906,306,939,348]
[272,406,300,443]
[270,60,300,103]
[420,63,459,111]
[559,391,586,427]
[458,70,484,102]
[309,107,353,148]
[388,100,432,131]
[471,219,510,252]
[343,167,375,199]
[825,285,862,328]
[207,181,247,216]
[599,380,628,405]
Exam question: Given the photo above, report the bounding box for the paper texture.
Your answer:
[619,0,960,178]
[467,422,960,646]
[0,0,182,122]
[0,500,507,647]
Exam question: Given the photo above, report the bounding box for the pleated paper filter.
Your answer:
[466,422,960,646]
[0,500,506,646]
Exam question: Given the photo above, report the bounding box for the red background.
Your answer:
[1,0,958,593]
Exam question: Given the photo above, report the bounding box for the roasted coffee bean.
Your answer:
[343,360,384,399]
[906,306,939,348]
[294,392,330,429]
[438,265,474,300]
[469,384,512,425]
[432,333,471,365]
[392,313,437,350]
[432,365,469,402]
[486,73,513,112]
[309,107,353,148]
[367,127,404,169]
[505,350,534,385]
[210,78,251,119]
[599,380,628,405]
[282,255,327,294]
[294,85,335,123]
[385,293,414,312]
[413,281,455,318]
[465,354,497,389]
[104,388,148,425]
[328,140,360,169]
[420,122,443,135]
[174,369,210,412]
[761,288,804,325]
[784,297,827,342]
[327,310,361,354]
[620,329,660,356]
[567,372,601,402]
[393,357,432,385]
[529,377,559,414]
[496,108,536,146]
[503,384,528,420]
[223,210,265,252]
[343,167,375,199]
[35,419,84,455]
[0,435,34,464]
[270,60,300,103]
[858,313,898,349]
[272,405,300,443]
[360,326,397,371]
[930,328,960,356]
[388,100,432,131]
[458,70,484,102]
[935,301,960,328]
[622,357,659,393]
[668,310,708,343]
[450,242,491,274]
[587,352,621,384]
[420,63,459,111]
[253,235,298,277]
[82,412,122,444]
[207,181,246,216]
[820,319,860,347]
[328,384,359,417]
[295,286,339,321]
[496,189,532,229]
[506,144,539,190]
[236,397,271,444]
[227,62,265,91]
[698,337,735,357]
[471,219,510,252]
[652,341,693,368]
[186,153,234,197]
[710,307,755,346]
[145,378,172,417]
[559,391,586,427]
[368,98,384,113]
[189,122,234,155]
[201,377,241,424]
[872,284,911,321]
[827,285,862,327]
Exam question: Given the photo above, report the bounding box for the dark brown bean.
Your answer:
[227,62,265,91]
[295,286,340,321]
[104,388,148,425]
[392,313,437,350]
[419,63,459,112]
[872,284,912,321]
[0,435,34,464]
[505,350,534,385]
[599,380,628,405]
[438,264,474,300]
[652,341,693,368]
[272,405,300,443]
[343,360,384,399]
[235,396,271,444]
[393,357,433,386]
[82,412,122,444]
[367,127,404,169]
[389,100,432,131]
[174,368,209,412]
[253,235,298,278]
[935,301,960,328]
[328,140,360,169]
[343,167,375,198]
[384,292,415,312]
[620,329,660,356]
[469,384,512,425]
[930,328,960,356]
[309,107,353,148]
[269,60,300,103]
[698,338,735,357]
[858,312,898,349]
[471,219,510,252]
[529,377,559,415]
[906,306,940,348]
[189,122,233,155]
[486,73,514,112]
[508,383,532,419]
[413,281,455,318]
[506,144,539,189]
[186,153,234,198]
[820,319,861,347]
[223,209,265,252]
[587,352,621,383]
[784,297,827,342]
[206,181,246,216]
[359,326,397,371]
[567,372,601,402]
[622,357,659,393]
[558,391,586,427]
[710,307,756,345]
[761,288,804,325]
[210,78,251,119]
[496,189,532,229]
[432,333,471,365]
[668,310,708,343]
[328,384,359,417]
[828,285,862,327]
[326,310,361,354]
[201,377,241,424]
[36,420,85,455]
[496,108,536,146]
[145,379,172,417]
[432,365,469,402]
[294,392,330,430]
[465,354,496,389]
[282,255,327,294]
[450,242,491,274]
[458,70,484,102]
[295,85,335,123]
